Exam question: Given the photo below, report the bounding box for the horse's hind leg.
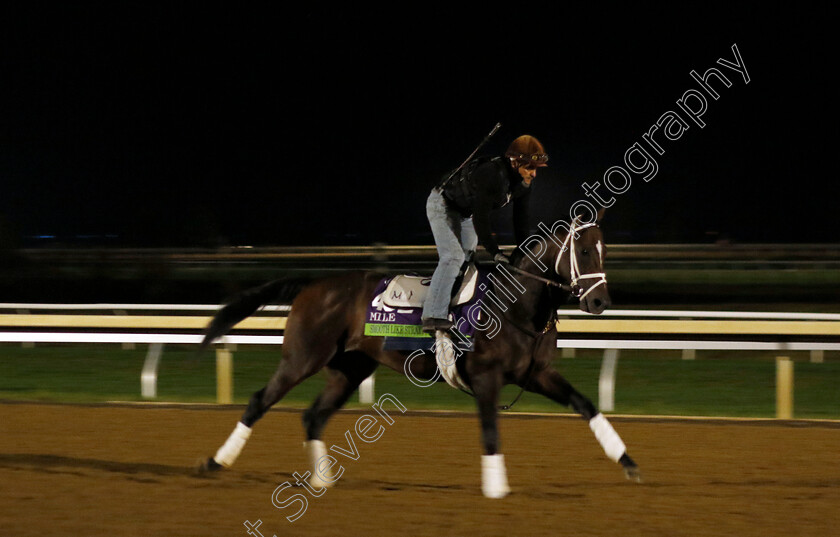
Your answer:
[301,350,378,488]
[303,351,379,441]
[201,334,340,472]
[522,367,642,482]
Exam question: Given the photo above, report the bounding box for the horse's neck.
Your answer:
[499,256,557,329]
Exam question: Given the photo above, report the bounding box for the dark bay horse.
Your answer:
[198,218,641,498]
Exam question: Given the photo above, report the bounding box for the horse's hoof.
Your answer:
[195,457,223,475]
[618,453,642,483]
[483,488,511,499]
[623,465,642,483]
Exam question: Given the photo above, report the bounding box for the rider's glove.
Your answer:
[493,252,510,264]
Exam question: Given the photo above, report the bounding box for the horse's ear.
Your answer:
[596,207,606,223]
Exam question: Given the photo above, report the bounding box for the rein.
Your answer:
[506,264,577,295]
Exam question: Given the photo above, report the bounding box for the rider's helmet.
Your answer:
[505,135,549,168]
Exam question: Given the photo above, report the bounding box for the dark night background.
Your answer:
[0,3,835,249]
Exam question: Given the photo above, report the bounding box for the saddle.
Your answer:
[381,263,478,308]
[364,263,488,352]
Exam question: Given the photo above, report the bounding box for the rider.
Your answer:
[421,134,549,334]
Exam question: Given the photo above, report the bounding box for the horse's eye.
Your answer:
[581,248,589,255]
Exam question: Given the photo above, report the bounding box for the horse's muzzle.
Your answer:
[580,287,611,314]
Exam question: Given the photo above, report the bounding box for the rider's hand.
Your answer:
[494,252,510,264]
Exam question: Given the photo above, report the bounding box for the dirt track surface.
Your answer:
[1,402,839,537]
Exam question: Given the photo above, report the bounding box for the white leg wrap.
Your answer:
[214,422,252,468]
[481,454,511,499]
[305,440,336,489]
[589,413,626,463]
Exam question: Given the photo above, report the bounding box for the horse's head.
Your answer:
[532,215,610,315]
[510,213,611,314]
[559,220,610,314]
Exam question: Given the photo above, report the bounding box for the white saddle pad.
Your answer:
[382,264,478,309]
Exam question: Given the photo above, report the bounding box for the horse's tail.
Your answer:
[199,278,310,351]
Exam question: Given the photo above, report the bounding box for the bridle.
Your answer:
[507,218,607,300]
[555,219,607,300]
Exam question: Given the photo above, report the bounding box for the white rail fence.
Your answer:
[1,303,838,417]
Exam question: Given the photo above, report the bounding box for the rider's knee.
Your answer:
[440,249,466,268]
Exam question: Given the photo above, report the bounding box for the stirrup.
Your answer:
[421,317,453,335]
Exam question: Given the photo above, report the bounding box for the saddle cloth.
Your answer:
[364,264,488,352]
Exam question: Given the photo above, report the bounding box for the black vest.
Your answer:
[440,156,511,216]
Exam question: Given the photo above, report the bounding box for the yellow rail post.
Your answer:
[216,348,233,404]
[775,356,794,419]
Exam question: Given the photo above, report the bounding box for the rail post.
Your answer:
[216,347,234,404]
[140,343,164,399]
[775,356,794,419]
[598,349,619,412]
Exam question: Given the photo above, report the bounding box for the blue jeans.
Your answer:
[422,188,478,321]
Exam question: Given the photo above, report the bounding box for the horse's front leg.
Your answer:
[523,366,642,482]
[470,366,511,498]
